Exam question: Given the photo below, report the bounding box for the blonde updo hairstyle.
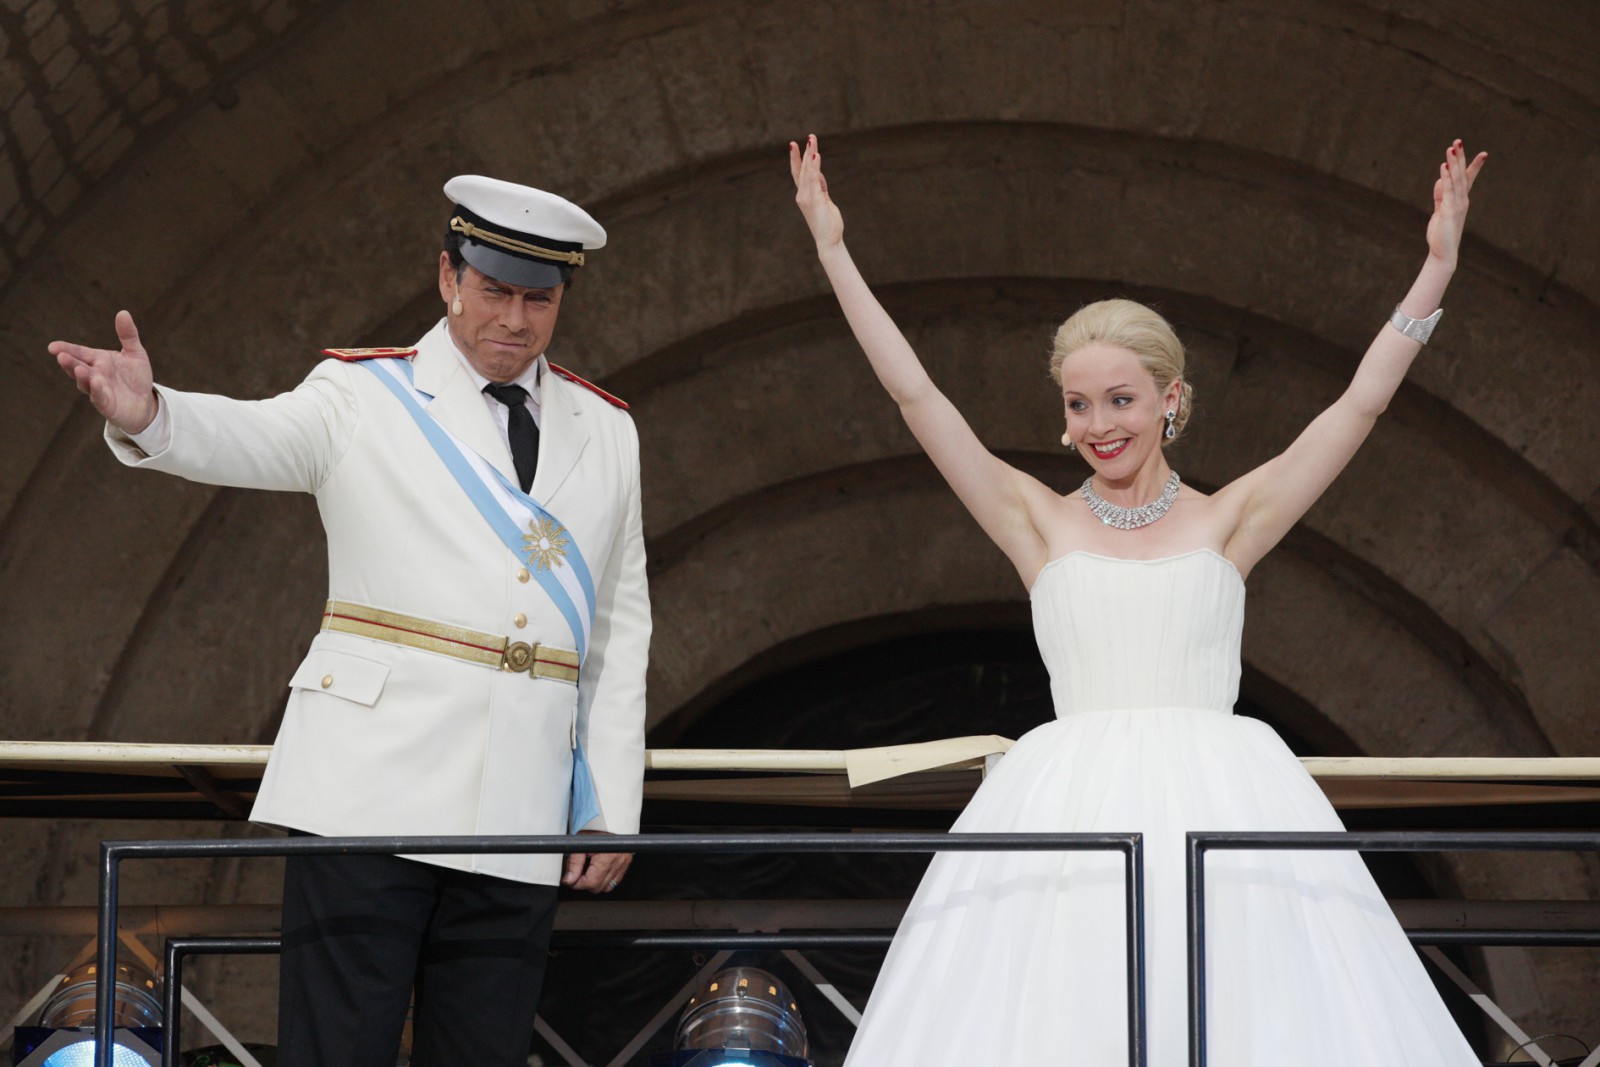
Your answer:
[1048,299,1194,443]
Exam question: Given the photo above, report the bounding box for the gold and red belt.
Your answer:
[320,600,579,684]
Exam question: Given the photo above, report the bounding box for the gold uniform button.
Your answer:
[320,675,333,689]
[514,613,527,629]
[516,568,530,583]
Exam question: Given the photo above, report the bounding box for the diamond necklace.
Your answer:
[1080,471,1181,530]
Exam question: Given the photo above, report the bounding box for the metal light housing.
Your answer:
[655,966,810,1067]
[12,958,161,1067]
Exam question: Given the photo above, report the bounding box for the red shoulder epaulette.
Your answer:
[550,363,629,409]
[322,347,417,362]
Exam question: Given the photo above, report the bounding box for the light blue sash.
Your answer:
[360,356,601,832]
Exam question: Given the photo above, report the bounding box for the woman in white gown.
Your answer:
[787,135,1488,1066]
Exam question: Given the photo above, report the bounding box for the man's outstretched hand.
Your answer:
[49,310,159,434]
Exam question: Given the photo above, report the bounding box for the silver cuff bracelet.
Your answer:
[1389,305,1444,345]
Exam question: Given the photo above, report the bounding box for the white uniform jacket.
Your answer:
[107,320,650,885]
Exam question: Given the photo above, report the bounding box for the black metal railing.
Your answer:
[1185,830,1600,1067]
[161,936,280,1067]
[102,829,1600,1067]
[158,930,904,1067]
[98,832,1147,1067]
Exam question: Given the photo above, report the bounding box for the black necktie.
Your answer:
[483,382,539,492]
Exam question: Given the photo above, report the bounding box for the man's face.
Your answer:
[437,252,564,383]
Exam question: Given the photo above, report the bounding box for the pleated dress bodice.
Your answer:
[1029,549,1245,716]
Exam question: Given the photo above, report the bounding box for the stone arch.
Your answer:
[0,0,1595,1048]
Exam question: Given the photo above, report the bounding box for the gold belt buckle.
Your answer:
[503,641,537,674]
[503,641,579,683]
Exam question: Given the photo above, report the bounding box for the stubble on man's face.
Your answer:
[438,255,564,383]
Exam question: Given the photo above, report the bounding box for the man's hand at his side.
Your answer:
[562,829,633,894]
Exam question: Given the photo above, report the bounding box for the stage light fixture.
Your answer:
[12,1042,155,1067]
[11,958,161,1067]
[653,966,811,1067]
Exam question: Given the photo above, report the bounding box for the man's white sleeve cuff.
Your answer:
[124,392,172,455]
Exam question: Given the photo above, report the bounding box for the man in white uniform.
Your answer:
[50,177,650,1066]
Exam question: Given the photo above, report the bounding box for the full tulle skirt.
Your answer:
[842,708,1477,1067]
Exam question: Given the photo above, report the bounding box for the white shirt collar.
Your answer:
[441,321,545,402]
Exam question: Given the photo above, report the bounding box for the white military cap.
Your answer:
[443,175,607,289]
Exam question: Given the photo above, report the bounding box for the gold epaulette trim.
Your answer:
[323,347,417,361]
[550,363,629,409]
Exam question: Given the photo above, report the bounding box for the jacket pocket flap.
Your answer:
[289,649,390,707]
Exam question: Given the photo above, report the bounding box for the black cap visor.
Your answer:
[459,240,572,290]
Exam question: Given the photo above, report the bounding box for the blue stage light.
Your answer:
[11,1028,160,1067]
[38,1040,157,1067]
[655,1052,808,1067]
[12,957,161,1067]
[654,966,811,1067]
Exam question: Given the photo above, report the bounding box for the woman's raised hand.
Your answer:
[1426,139,1487,265]
[789,133,844,250]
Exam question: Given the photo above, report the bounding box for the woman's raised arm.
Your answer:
[1221,140,1488,574]
[789,134,1049,576]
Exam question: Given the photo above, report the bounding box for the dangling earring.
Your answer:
[1164,410,1177,440]
[451,295,464,316]
[1061,432,1076,451]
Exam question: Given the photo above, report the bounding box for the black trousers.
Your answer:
[278,848,558,1067]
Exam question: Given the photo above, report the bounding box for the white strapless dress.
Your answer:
[843,550,1477,1066]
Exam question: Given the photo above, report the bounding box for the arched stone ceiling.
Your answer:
[0,0,1595,1045]
[0,0,336,287]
